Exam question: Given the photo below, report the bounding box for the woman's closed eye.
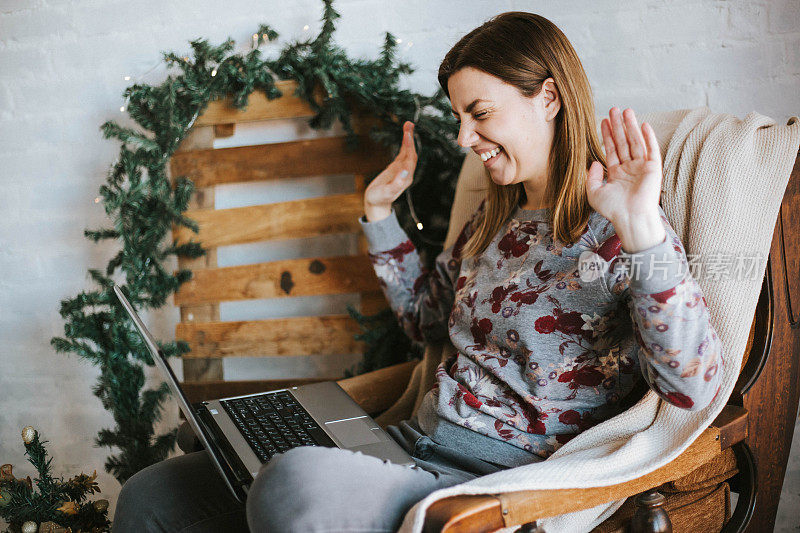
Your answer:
[454,111,487,125]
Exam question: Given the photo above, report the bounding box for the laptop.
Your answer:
[112,284,415,503]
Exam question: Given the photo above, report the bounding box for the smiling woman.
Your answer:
[113,10,726,533]
[354,7,722,524]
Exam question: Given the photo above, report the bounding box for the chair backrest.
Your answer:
[169,80,392,402]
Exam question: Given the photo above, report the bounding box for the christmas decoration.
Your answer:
[21,427,35,446]
[50,0,461,484]
[39,522,71,533]
[0,427,110,533]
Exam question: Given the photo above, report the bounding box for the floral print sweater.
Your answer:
[358,200,723,467]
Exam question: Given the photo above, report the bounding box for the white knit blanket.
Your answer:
[397,107,800,533]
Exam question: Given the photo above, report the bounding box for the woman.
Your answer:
[113,11,722,533]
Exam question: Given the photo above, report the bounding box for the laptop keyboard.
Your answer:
[220,391,336,463]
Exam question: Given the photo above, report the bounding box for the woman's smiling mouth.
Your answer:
[480,146,504,166]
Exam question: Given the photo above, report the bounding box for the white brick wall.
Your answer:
[1,0,797,526]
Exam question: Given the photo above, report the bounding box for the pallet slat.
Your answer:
[174,254,381,305]
[194,80,321,125]
[177,315,365,358]
[170,135,389,188]
[173,192,364,248]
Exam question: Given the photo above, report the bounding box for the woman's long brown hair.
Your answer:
[438,12,606,258]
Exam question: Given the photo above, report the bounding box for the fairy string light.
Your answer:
[119,28,287,114]
[405,94,424,229]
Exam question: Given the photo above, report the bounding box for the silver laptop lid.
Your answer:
[112,283,245,500]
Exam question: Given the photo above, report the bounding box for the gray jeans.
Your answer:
[113,419,507,532]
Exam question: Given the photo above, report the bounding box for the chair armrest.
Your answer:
[336,360,418,414]
[423,404,748,533]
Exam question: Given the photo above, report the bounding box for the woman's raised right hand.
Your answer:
[363,121,417,222]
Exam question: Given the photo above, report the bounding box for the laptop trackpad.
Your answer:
[325,417,382,448]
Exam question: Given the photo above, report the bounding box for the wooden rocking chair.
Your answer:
[171,83,800,532]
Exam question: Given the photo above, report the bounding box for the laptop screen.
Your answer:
[112,284,197,421]
[112,284,245,500]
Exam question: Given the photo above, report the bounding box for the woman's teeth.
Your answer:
[481,147,503,162]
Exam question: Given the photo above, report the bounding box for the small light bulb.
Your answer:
[211,68,217,76]
[262,33,269,40]
[94,197,101,203]
[187,313,194,321]
[183,56,189,61]
[123,75,131,81]
[396,38,402,44]
[416,222,423,230]
[407,41,414,48]
[253,33,258,39]
[303,24,309,31]
[120,106,125,112]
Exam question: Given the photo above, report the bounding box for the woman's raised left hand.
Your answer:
[586,107,666,253]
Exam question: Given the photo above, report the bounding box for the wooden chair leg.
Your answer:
[630,489,672,533]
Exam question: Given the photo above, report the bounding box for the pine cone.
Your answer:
[56,500,79,515]
[92,499,109,513]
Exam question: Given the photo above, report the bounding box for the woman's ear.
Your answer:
[542,77,561,121]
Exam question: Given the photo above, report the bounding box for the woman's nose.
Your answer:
[457,122,479,148]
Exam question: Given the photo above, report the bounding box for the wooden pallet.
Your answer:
[169,80,393,402]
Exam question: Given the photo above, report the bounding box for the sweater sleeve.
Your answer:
[594,205,724,412]
[358,202,483,344]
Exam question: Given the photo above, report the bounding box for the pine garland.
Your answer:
[0,427,110,533]
[50,0,461,484]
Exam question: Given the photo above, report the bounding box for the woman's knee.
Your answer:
[114,458,177,531]
[246,445,440,533]
[113,452,245,532]
[246,446,343,530]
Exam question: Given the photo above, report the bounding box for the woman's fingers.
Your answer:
[397,124,409,157]
[609,107,631,162]
[605,107,651,164]
[623,109,646,160]
[398,121,415,159]
[381,169,410,201]
[642,122,662,164]
[393,169,409,187]
[366,122,415,206]
[601,118,619,167]
[404,122,416,160]
[387,165,410,187]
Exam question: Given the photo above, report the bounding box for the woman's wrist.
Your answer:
[364,204,392,223]
[614,210,667,254]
